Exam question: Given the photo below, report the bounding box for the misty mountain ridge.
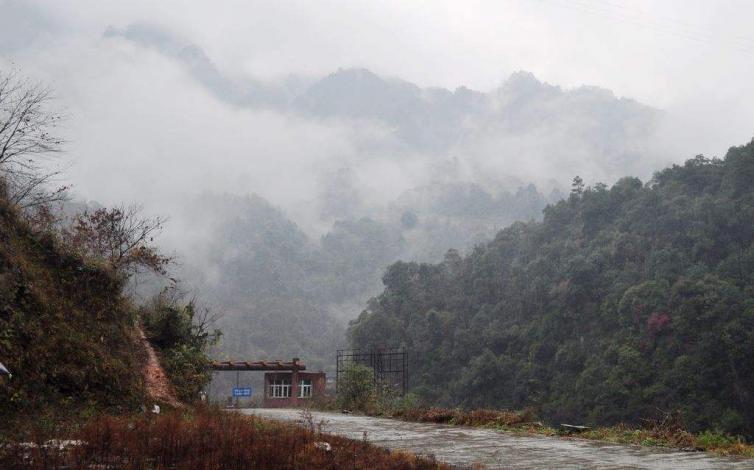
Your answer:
[102,22,675,380]
[295,68,654,155]
[105,22,667,188]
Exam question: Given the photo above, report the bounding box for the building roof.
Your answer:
[210,358,306,371]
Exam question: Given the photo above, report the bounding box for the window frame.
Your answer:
[298,378,312,398]
[268,377,292,398]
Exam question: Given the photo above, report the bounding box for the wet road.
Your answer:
[241,408,754,470]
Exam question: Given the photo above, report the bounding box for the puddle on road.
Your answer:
[241,408,754,470]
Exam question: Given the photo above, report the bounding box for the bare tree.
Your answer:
[0,70,67,208]
[62,204,172,279]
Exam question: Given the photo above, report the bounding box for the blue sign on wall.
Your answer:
[233,387,252,397]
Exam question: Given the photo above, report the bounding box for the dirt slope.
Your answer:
[139,327,183,409]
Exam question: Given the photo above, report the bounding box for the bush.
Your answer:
[336,363,374,411]
[386,393,420,415]
[697,430,735,449]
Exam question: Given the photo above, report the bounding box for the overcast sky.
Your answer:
[1,0,752,214]
[6,0,751,103]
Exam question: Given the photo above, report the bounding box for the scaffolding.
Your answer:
[336,348,407,396]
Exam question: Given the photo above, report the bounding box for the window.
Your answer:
[298,379,312,398]
[269,378,291,398]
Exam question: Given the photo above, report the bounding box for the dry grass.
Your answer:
[398,407,535,428]
[579,422,754,457]
[0,406,450,469]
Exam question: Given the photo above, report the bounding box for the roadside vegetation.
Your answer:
[0,407,448,469]
[393,407,754,457]
[351,401,754,458]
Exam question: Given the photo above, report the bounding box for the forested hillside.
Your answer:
[349,140,754,435]
[0,185,145,423]
[0,184,216,426]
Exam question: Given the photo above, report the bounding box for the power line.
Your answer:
[586,0,754,50]
[537,0,754,54]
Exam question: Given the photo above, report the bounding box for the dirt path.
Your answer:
[139,327,183,409]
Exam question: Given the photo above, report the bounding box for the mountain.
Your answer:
[293,68,661,183]
[348,139,754,435]
[104,23,294,108]
[293,68,485,153]
[106,25,667,185]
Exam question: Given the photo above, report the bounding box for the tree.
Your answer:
[62,205,171,279]
[0,70,67,208]
[571,176,584,196]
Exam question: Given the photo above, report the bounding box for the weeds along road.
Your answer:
[242,408,754,470]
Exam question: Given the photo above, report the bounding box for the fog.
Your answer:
[4,1,753,209]
[2,0,753,369]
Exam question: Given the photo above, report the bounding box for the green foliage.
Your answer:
[161,344,210,403]
[349,139,754,436]
[336,363,374,411]
[697,430,736,449]
[390,392,420,414]
[142,291,220,402]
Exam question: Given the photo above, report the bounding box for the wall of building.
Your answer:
[262,371,326,408]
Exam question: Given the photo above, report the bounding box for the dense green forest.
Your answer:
[349,139,754,435]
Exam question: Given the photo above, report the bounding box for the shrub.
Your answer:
[336,363,374,411]
[697,430,735,450]
[389,393,420,415]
